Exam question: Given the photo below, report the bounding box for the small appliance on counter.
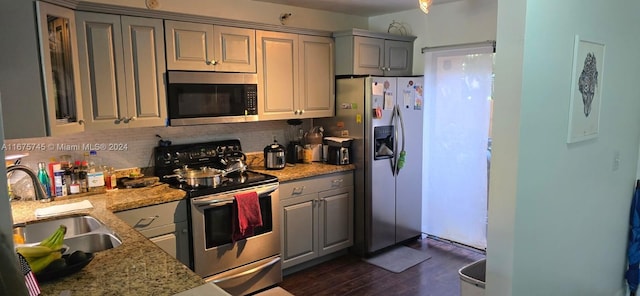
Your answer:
[324,137,353,165]
[285,119,304,164]
[305,126,324,162]
[264,139,286,170]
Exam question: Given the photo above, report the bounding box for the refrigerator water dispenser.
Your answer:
[374,126,394,160]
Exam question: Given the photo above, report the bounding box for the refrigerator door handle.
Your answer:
[395,104,406,175]
[390,104,398,176]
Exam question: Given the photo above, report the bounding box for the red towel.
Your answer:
[232,191,263,242]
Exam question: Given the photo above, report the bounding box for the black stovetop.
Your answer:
[153,139,277,197]
[174,171,277,197]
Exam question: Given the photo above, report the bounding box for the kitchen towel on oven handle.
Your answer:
[232,191,263,242]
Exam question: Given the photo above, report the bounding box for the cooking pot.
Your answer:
[264,140,286,170]
[163,166,226,188]
[222,151,247,175]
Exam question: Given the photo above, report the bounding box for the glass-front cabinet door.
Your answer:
[36,1,84,135]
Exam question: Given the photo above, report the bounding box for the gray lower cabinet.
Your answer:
[76,11,167,130]
[115,200,190,267]
[280,172,353,269]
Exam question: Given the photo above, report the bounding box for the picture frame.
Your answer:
[567,35,605,143]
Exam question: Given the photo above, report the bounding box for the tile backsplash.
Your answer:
[4,121,297,171]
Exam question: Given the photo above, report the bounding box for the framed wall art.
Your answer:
[567,35,605,143]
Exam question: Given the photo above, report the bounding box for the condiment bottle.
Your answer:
[303,145,313,164]
[105,167,117,190]
[79,160,88,193]
[69,174,80,194]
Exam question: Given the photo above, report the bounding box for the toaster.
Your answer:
[324,137,353,165]
[327,146,351,165]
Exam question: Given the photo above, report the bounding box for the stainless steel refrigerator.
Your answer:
[318,76,423,255]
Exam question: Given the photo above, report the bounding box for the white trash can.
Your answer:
[459,258,485,296]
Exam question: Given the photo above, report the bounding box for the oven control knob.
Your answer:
[216,147,224,154]
[174,152,181,159]
[163,153,172,161]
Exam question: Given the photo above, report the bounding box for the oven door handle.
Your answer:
[191,183,278,206]
[208,257,281,284]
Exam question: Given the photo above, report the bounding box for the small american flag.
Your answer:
[17,253,41,296]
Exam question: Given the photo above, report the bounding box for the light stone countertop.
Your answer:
[10,185,208,296]
[9,162,354,295]
[245,153,356,182]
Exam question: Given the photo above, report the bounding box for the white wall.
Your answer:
[488,0,640,295]
[85,0,368,32]
[367,0,498,75]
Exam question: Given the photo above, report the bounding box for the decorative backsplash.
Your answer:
[4,121,293,171]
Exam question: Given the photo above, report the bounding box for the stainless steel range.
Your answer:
[154,139,281,295]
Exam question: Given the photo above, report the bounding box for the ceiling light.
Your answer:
[419,0,433,14]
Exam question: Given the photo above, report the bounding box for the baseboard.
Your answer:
[282,249,348,276]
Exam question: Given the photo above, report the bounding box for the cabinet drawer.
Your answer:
[139,223,177,239]
[280,172,353,200]
[115,200,187,231]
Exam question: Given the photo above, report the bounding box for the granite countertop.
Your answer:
[10,186,207,296]
[245,153,356,182]
[9,162,355,295]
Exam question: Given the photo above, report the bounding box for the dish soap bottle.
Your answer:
[37,162,51,200]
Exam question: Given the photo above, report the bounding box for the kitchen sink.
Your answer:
[14,215,122,253]
[14,215,104,242]
[62,233,121,253]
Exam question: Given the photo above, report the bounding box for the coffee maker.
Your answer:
[286,119,304,164]
[324,137,353,165]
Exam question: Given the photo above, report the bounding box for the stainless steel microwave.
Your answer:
[167,71,258,126]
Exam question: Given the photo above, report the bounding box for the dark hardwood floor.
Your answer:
[278,237,485,296]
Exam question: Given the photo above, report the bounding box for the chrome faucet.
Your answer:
[6,165,50,202]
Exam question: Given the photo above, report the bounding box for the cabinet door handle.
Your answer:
[78,119,85,125]
[134,215,159,227]
[210,257,281,284]
[292,186,305,195]
[124,116,136,123]
[114,117,125,124]
[206,59,218,66]
[299,109,304,115]
[331,179,343,187]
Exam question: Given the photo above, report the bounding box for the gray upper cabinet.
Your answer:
[351,36,385,76]
[0,1,85,139]
[334,29,415,76]
[384,39,414,76]
[257,31,334,121]
[165,20,256,72]
[299,35,335,119]
[76,12,167,130]
[257,31,299,120]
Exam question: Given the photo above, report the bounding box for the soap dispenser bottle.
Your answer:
[37,162,51,199]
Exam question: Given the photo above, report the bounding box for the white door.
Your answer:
[423,45,494,250]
